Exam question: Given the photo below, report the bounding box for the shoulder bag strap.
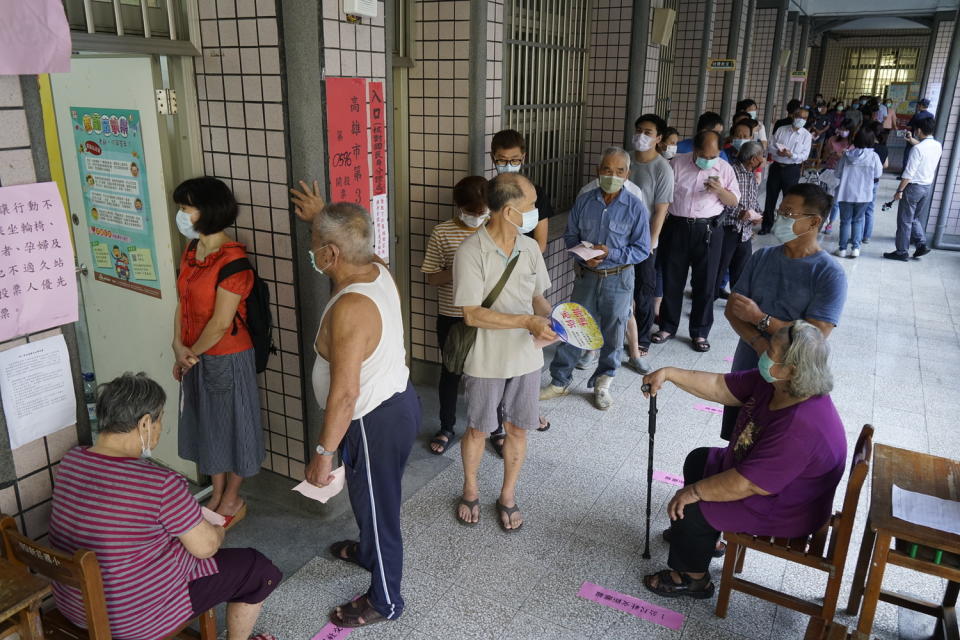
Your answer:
[480,254,520,309]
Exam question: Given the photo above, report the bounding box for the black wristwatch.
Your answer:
[756,314,771,334]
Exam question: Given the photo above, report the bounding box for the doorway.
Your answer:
[47,54,203,479]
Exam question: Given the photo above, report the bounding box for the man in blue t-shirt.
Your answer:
[677,112,731,164]
[721,183,847,440]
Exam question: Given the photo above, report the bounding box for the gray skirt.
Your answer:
[178,349,265,477]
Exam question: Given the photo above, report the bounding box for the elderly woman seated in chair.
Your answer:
[48,372,281,640]
[640,320,846,599]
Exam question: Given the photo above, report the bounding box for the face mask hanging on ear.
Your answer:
[139,424,153,458]
[309,244,333,275]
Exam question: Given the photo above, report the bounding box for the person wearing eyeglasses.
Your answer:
[719,183,847,441]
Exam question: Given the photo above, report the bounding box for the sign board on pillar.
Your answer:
[790,69,807,82]
[707,59,737,72]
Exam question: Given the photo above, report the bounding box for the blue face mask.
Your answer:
[758,351,785,383]
[495,163,522,174]
[695,156,718,171]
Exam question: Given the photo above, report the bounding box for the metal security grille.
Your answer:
[838,47,921,100]
[655,0,679,123]
[505,0,592,213]
[62,0,198,55]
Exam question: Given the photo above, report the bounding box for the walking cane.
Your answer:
[640,383,657,560]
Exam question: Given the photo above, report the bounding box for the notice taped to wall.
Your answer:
[0,334,76,450]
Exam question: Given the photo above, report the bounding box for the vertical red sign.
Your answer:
[368,81,387,197]
[325,77,370,208]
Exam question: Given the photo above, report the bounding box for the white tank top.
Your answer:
[311,263,409,419]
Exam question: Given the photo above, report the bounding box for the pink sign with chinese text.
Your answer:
[578,581,684,630]
[0,183,78,342]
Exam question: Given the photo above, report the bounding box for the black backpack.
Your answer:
[217,256,277,373]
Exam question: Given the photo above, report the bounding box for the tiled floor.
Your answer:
[239,176,960,639]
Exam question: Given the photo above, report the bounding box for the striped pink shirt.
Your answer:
[49,447,218,640]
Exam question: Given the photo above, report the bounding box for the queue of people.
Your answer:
[40,89,946,638]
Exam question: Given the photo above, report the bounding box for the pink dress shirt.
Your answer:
[669,153,741,219]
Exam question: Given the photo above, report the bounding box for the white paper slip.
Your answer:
[293,466,346,503]
[892,484,960,536]
[568,241,605,261]
[201,507,226,526]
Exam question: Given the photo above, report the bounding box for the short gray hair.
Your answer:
[486,172,529,213]
[775,320,833,398]
[600,146,631,168]
[97,372,166,434]
[738,140,765,163]
[313,202,374,263]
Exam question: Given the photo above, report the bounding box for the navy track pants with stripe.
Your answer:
[341,381,420,619]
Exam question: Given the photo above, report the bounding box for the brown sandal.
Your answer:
[330,595,389,628]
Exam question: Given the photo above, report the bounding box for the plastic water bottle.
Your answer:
[83,372,97,428]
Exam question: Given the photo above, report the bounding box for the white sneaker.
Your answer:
[594,375,613,410]
[851,248,860,258]
[835,248,847,258]
[539,384,569,401]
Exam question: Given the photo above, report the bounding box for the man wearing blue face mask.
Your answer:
[720,183,847,440]
[541,147,651,410]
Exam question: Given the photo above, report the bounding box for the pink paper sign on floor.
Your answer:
[693,404,724,415]
[724,356,734,362]
[578,581,684,630]
[311,623,351,640]
[653,470,684,487]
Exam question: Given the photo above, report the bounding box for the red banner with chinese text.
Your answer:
[368,81,387,197]
[325,77,370,208]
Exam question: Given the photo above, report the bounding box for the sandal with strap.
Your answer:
[429,429,455,455]
[495,500,523,533]
[330,595,388,628]
[490,432,506,458]
[537,417,551,432]
[643,569,715,599]
[651,331,674,344]
[329,540,362,567]
[456,498,480,526]
[692,338,711,353]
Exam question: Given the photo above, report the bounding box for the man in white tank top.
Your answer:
[289,185,420,630]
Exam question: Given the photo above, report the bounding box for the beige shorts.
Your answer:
[463,370,540,433]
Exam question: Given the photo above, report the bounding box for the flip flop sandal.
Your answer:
[662,529,726,558]
[643,569,715,599]
[456,498,480,526]
[651,331,674,344]
[537,418,551,432]
[692,338,711,353]
[429,429,455,455]
[490,432,506,458]
[330,595,388,628]
[329,540,362,566]
[496,500,523,533]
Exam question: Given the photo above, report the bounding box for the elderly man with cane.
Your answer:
[290,182,420,629]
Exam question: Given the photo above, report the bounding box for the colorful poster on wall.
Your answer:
[0,182,79,342]
[888,82,923,129]
[69,107,162,298]
[325,77,370,209]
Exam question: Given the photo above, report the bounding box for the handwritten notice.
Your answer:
[293,466,346,503]
[0,335,76,450]
[325,78,370,208]
[578,581,684,630]
[0,0,71,75]
[653,470,684,487]
[694,404,724,415]
[70,107,162,298]
[0,183,78,342]
[368,81,387,197]
[371,194,389,263]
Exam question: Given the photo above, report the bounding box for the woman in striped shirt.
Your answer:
[421,176,488,455]
[49,373,280,640]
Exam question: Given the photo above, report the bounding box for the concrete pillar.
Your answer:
[782,12,798,106]
[694,0,717,132]
[930,13,960,249]
[721,0,745,125]
[468,0,488,175]
[626,0,652,148]
[764,0,788,134]
[797,16,810,100]
[737,0,756,106]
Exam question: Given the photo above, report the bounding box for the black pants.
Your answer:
[436,315,461,431]
[715,228,752,298]
[658,216,723,339]
[633,249,658,350]
[762,162,802,231]
[667,447,721,574]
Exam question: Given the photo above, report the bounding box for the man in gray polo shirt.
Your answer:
[452,173,555,531]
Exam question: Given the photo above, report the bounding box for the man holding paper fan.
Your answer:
[541,147,651,410]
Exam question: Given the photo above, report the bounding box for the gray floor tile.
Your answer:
[410,585,517,640]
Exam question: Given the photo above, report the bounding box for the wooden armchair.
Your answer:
[0,515,216,640]
[715,424,874,623]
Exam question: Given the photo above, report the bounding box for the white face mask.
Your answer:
[747,110,758,119]
[632,133,654,152]
[176,209,200,239]
[459,208,489,228]
[662,144,678,160]
[793,118,807,129]
[508,206,539,234]
[139,422,153,458]
[309,244,333,275]
[495,163,522,174]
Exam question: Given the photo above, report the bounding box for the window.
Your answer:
[504,0,592,212]
[838,47,920,100]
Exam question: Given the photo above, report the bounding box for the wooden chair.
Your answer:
[0,515,216,640]
[715,424,874,622]
[804,617,872,640]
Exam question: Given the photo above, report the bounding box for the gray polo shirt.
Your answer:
[452,226,551,379]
